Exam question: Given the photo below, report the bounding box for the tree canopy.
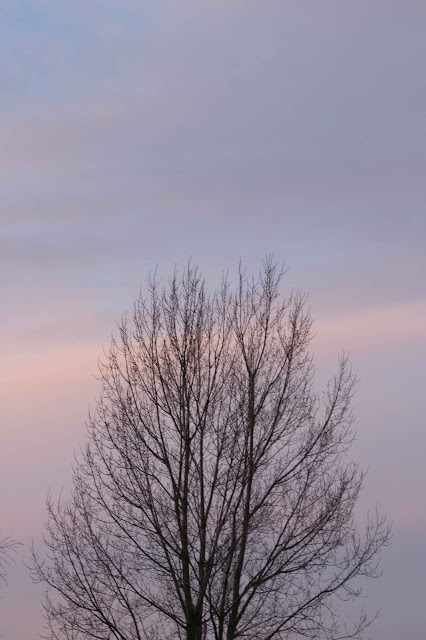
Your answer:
[33,260,390,640]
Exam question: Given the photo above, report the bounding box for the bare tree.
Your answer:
[33,259,390,640]
[0,535,19,587]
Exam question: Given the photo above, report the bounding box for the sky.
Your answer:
[0,1,425,638]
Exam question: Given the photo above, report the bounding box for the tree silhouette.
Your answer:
[0,535,19,587]
[33,259,390,640]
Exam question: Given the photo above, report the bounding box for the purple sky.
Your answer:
[1,2,425,638]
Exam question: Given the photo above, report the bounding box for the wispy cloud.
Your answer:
[316,300,426,349]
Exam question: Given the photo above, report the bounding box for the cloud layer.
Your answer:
[1,2,425,639]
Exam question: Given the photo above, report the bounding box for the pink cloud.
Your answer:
[315,299,426,350]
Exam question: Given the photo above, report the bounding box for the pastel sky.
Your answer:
[1,2,425,638]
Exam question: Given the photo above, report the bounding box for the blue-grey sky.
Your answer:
[1,2,425,638]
